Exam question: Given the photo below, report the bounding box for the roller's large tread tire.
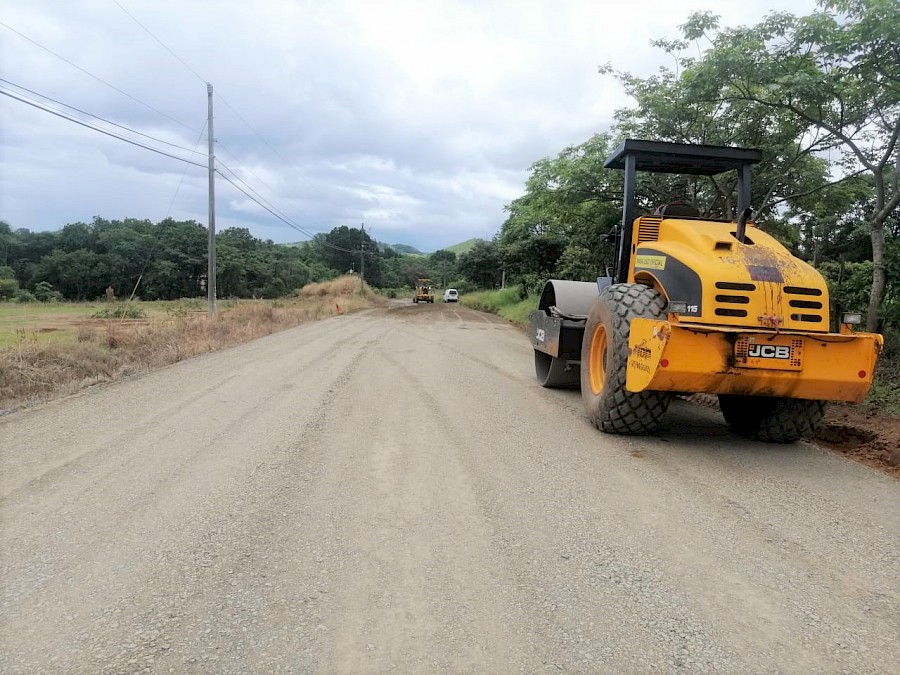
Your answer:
[718,395,826,443]
[581,283,671,434]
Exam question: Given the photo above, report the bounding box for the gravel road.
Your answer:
[2,302,898,673]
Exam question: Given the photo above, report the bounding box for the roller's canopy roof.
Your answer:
[604,139,762,175]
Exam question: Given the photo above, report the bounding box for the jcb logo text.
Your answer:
[748,344,791,359]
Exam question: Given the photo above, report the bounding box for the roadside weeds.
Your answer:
[0,277,385,413]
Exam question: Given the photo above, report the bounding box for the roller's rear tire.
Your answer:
[580,283,671,434]
[718,395,826,443]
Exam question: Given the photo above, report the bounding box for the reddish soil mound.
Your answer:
[812,406,900,478]
[686,394,899,478]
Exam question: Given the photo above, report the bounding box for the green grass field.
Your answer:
[0,300,204,347]
[459,288,535,323]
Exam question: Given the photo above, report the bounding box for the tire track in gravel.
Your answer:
[0,317,377,500]
[0,319,389,673]
[317,347,524,673]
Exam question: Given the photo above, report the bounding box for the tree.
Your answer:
[318,226,383,286]
[676,0,900,330]
[457,240,504,288]
[428,249,458,286]
[0,221,12,267]
[499,134,622,287]
[0,275,18,300]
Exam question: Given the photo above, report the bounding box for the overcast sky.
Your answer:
[1,0,818,252]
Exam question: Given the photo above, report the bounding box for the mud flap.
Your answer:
[529,310,563,357]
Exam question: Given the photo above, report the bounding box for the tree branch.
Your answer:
[722,86,876,172]
[875,115,900,171]
[761,168,867,212]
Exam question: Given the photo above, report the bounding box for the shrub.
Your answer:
[0,278,19,300]
[14,289,35,303]
[91,305,147,319]
[33,281,61,303]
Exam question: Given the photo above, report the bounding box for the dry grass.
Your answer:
[298,275,377,300]
[0,276,385,412]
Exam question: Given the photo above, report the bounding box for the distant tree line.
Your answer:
[0,217,334,302]
[0,217,490,302]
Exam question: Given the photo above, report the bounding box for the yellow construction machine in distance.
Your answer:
[414,278,434,304]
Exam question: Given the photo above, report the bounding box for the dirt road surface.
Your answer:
[2,302,898,673]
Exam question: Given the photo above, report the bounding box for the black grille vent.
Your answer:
[637,217,661,243]
[716,294,750,304]
[784,286,822,296]
[789,299,823,309]
[791,313,823,323]
[716,308,748,317]
[716,282,756,291]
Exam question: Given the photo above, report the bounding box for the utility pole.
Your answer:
[207,82,217,316]
[360,223,365,292]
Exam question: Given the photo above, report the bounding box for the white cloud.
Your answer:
[1,0,819,250]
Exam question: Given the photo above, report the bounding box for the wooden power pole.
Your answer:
[360,223,365,292]
[207,83,217,316]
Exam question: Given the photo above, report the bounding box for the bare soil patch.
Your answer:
[688,393,899,477]
[812,405,900,478]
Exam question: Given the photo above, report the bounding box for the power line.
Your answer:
[166,121,209,217]
[0,21,199,133]
[112,0,207,85]
[7,12,370,255]
[2,83,365,255]
[216,168,368,254]
[106,3,338,229]
[216,160,309,233]
[0,78,201,155]
[215,93,321,193]
[0,88,207,169]
[216,142,337,234]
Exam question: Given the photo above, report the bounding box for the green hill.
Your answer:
[443,238,485,255]
[386,243,423,255]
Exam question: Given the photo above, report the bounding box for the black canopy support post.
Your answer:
[616,152,636,283]
[735,163,752,243]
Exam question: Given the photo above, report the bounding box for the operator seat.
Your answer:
[653,202,700,218]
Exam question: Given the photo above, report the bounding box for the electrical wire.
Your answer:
[2,84,366,255]
[0,78,202,155]
[215,93,321,193]
[107,2,356,240]
[0,88,208,169]
[216,142,335,233]
[216,167,361,253]
[112,0,207,85]
[110,0,320,195]
[5,10,369,257]
[216,160,308,232]
[0,21,199,133]
[166,121,209,218]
